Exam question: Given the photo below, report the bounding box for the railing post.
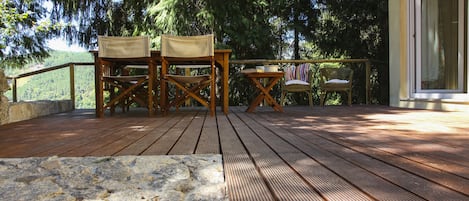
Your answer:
[12,78,17,102]
[365,60,371,104]
[184,68,191,106]
[69,63,75,110]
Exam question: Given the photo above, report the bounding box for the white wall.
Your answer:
[388,1,469,111]
[388,0,405,107]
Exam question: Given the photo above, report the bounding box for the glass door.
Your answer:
[414,0,465,94]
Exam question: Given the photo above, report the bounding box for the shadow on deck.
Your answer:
[1,105,469,200]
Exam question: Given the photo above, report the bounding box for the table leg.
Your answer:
[222,55,229,114]
[246,77,283,113]
[246,92,266,112]
[147,59,155,116]
[95,58,104,118]
[160,60,168,115]
[261,77,283,112]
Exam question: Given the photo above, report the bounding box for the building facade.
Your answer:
[389,0,469,111]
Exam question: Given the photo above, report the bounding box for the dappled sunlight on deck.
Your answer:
[1,105,469,200]
[363,110,464,134]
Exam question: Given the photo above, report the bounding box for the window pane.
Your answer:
[420,0,459,90]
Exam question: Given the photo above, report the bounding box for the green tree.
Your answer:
[48,0,216,48]
[272,0,320,59]
[49,0,278,59]
[210,0,276,59]
[0,0,63,68]
[5,0,388,105]
[314,0,388,104]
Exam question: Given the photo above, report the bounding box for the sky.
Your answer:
[47,38,86,52]
[43,1,86,52]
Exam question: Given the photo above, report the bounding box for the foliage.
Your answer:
[0,0,64,68]
[314,0,389,104]
[210,0,276,59]
[5,0,389,106]
[4,51,95,109]
[271,0,320,59]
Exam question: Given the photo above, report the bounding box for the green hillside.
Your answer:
[4,51,96,109]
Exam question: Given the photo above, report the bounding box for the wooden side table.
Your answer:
[242,71,284,112]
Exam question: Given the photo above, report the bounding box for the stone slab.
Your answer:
[0,155,227,201]
[6,100,73,124]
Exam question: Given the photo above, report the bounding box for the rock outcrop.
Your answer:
[0,155,227,201]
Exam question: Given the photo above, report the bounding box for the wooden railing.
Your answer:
[6,62,94,109]
[5,58,374,110]
[230,59,372,104]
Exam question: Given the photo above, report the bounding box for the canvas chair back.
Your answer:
[160,34,216,116]
[161,34,214,58]
[98,36,150,58]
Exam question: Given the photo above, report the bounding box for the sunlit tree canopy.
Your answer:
[1,0,63,67]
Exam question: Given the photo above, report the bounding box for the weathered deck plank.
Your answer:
[169,111,206,155]
[65,117,147,157]
[217,114,275,201]
[229,111,324,200]
[141,112,196,155]
[114,115,180,156]
[251,108,427,200]
[1,106,469,200]
[264,107,469,198]
[238,111,373,201]
[196,113,220,154]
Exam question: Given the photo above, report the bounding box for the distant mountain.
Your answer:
[5,51,96,109]
[4,51,93,75]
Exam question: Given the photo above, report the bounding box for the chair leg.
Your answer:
[320,91,326,107]
[210,62,216,117]
[308,91,313,108]
[210,85,216,116]
[109,89,116,115]
[280,91,286,106]
[347,90,352,106]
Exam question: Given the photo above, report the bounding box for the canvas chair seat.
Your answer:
[325,79,350,84]
[166,74,210,84]
[105,75,148,82]
[160,34,216,116]
[285,79,309,86]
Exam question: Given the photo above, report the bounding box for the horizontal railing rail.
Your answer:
[5,58,379,111]
[230,58,372,104]
[6,62,94,109]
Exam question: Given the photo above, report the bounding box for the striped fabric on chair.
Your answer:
[281,63,313,108]
[284,63,310,84]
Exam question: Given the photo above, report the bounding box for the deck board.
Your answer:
[240,111,374,201]
[253,108,427,200]
[142,112,195,155]
[114,115,178,156]
[264,107,469,198]
[322,132,469,196]
[196,113,219,154]
[169,111,206,155]
[229,112,324,200]
[1,106,469,200]
[217,114,275,201]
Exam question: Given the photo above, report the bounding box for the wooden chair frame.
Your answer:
[280,64,314,108]
[97,36,156,117]
[160,34,216,116]
[319,67,353,106]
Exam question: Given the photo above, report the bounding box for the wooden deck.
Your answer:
[1,105,469,200]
